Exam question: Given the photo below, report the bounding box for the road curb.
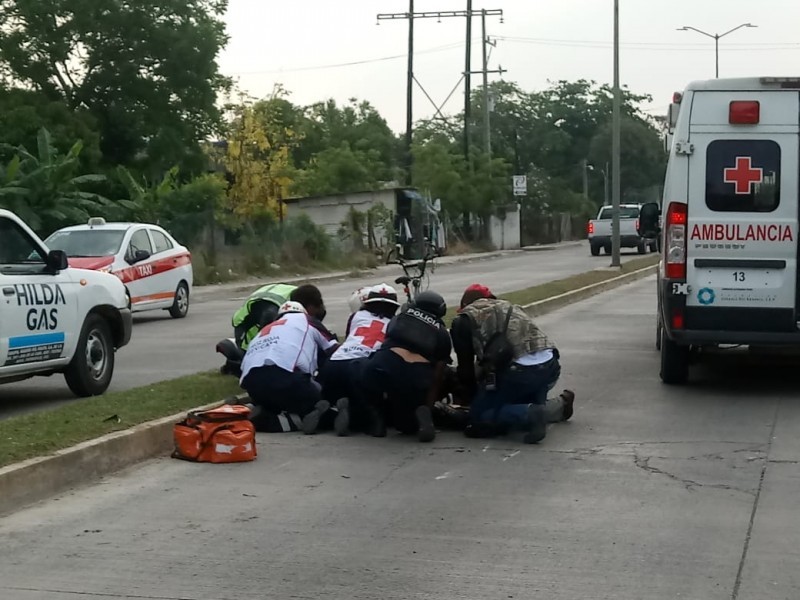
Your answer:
[0,260,651,517]
[0,395,247,518]
[522,263,658,317]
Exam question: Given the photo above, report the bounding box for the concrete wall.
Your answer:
[284,190,396,247]
[489,204,521,250]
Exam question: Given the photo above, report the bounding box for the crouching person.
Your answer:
[239,301,338,434]
[357,291,452,443]
[451,284,575,444]
[319,284,400,436]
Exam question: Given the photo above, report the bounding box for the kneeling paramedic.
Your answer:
[319,284,400,436]
[239,301,339,434]
[451,284,575,444]
[357,291,452,442]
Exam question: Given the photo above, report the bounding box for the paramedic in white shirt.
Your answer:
[319,284,400,436]
[239,301,338,434]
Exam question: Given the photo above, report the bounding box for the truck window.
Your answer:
[0,218,47,274]
[598,207,639,219]
[706,140,780,213]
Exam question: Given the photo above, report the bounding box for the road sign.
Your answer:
[512,175,527,196]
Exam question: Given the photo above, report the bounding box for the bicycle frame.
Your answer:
[390,254,435,304]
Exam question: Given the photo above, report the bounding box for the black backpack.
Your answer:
[480,305,515,372]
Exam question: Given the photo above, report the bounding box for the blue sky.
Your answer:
[218,0,800,131]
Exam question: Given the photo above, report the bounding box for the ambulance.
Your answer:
[641,77,800,384]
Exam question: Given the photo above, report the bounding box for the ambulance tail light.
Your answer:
[587,221,594,235]
[665,202,687,279]
[729,101,760,125]
[672,309,684,330]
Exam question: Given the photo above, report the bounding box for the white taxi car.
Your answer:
[45,218,193,319]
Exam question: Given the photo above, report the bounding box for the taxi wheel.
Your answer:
[169,282,190,319]
[64,314,114,397]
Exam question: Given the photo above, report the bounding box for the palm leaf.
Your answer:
[37,128,53,166]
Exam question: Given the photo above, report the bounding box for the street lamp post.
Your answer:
[677,23,757,78]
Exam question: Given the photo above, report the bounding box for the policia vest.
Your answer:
[460,298,555,364]
[232,283,297,350]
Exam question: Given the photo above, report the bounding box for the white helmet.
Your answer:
[277,300,307,316]
[348,286,372,314]
[364,283,400,307]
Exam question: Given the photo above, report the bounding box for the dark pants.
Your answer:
[357,349,434,434]
[469,356,561,431]
[241,365,322,432]
[319,358,371,431]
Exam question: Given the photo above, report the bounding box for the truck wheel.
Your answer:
[590,243,600,256]
[660,328,689,385]
[64,314,115,397]
[604,243,612,255]
[637,240,647,254]
[169,282,190,319]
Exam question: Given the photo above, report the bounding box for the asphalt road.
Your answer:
[0,243,645,419]
[2,277,799,599]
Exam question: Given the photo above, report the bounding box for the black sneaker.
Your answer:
[334,398,350,437]
[301,400,330,435]
[365,405,387,437]
[560,390,576,422]
[415,405,436,443]
[523,404,547,444]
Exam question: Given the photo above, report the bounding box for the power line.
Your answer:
[496,35,800,51]
[226,41,472,76]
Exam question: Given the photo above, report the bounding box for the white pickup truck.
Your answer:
[0,209,133,396]
[587,204,659,256]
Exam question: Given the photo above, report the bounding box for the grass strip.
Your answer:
[0,371,242,468]
[1,254,658,468]
[443,254,658,326]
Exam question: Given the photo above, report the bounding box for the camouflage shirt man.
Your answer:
[450,284,575,444]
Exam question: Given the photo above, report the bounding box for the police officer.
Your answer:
[357,290,452,442]
[450,284,575,444]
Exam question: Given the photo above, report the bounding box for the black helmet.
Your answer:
[411,291,447,318]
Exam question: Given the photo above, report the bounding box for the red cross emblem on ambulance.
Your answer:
[723,156,763,195]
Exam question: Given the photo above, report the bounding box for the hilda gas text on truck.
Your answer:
[0,210,132,397]
[640,77,800,384]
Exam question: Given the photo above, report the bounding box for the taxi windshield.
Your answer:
[45,229,125,257]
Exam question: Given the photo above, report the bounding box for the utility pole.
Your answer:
[464,0,472,162]
[481,9,490,156]
[405,0,414,185]
[611,0,621,268]
[581,159,590,202]
[378,7,503,167]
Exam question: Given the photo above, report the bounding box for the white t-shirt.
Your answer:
[330,310,390,362]
[239,312,338,381]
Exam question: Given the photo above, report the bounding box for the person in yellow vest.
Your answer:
[450,284,575,444]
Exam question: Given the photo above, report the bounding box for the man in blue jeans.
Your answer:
[450,284,575,443]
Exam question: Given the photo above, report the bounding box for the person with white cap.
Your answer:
[319,283,401,436]
[239,300,339,434]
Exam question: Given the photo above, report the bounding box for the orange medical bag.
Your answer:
[172,404,257,463]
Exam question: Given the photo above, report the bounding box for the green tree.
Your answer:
[293,142,383,196]
[0,0,231,176]
[0,128,109,235]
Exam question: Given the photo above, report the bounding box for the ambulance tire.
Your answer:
[656,314,662,351]
[65,314,115,397]
[660,329,689,385]
[169,282,190,319]
[637,240,647,254]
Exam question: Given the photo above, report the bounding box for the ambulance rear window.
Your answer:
[706,140,780,213]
